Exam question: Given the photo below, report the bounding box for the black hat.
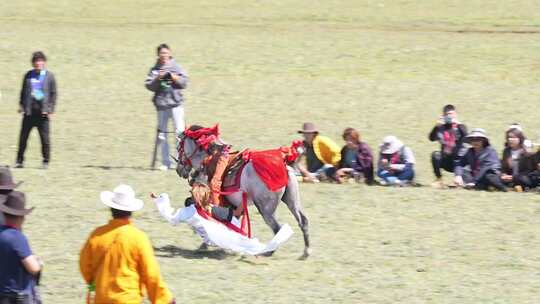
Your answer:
[0,167,23,190]
[0,191,33,216]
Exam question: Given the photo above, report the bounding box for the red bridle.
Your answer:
[177,136,199,168]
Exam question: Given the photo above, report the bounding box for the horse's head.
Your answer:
[176,133,208,180]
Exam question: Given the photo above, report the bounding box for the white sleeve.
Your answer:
[154,193,194,225]
[403,147,416,164]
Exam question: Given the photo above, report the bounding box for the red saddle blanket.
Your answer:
[246,149,289,192]
[222,149,289,193]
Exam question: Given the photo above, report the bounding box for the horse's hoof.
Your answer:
[299,248,311,260]
[196,243,209,251]
[259,251,275,257]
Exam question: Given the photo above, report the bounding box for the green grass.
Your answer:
[1,1,540,303]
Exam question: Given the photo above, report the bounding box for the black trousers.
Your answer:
[463,170,507,192]
[431,151,455,178]
[16,113,50,164]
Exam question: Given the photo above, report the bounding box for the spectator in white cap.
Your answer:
[454,128,507,191]
[377,135,415,186]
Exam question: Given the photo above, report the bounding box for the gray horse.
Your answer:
[175,127,311,258]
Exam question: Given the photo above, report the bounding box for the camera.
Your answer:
[443,115,453,125]
[163,72,173,80]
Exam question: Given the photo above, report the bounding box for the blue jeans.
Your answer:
[377,166,415,184]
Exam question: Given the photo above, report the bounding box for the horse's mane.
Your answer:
[187,125,204,132]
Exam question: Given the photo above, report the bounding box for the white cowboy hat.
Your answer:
[464,128,490,145]
[100,184,144,212]
[380,135,403,154]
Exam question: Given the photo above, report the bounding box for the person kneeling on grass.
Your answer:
[500,125,535,191]
[377,136,416,186]
[295,122,341,183]
[334,128,374,185]
[454,128,507,192]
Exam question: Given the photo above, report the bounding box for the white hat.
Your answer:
[380,135,403,154]
[100,184,144,212]
[507,123,523,132]
[464,128,490,145]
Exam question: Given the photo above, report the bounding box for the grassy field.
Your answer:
[1,1,540,303]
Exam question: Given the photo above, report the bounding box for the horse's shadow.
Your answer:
[153,245,232,260]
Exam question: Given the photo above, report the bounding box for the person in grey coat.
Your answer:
[454,128,507,191]
[16,51,57,169]
[145,43,188,171]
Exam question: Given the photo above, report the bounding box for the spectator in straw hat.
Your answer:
[454,128,507,191]
[0,191,42,303]
[377,135,416,186]
[295,122,341,182]
[0,167,23,225]
[79,184,174,304]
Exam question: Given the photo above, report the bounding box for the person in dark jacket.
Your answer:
[15,51,57,169]
[0,191,42,303]
[145,43,188,171]
[428,104,467,188]
[334,128,374,184]
[500,126,534,191]
[454,128,507,191]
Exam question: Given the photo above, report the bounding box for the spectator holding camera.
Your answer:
[428,104,467,188]
[145,43,188,171]
[16,51,57,169]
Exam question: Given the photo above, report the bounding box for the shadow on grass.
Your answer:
[82,165,154,171]
[154,245,231,260]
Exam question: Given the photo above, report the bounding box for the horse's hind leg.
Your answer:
[253,193,282,235]
[282,172,310,259]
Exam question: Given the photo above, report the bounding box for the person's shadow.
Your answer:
[153,245,231,260]
[82,165,154,171]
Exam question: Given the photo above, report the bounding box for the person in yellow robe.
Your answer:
[79,184,174,304]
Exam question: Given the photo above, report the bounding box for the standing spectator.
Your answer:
[80,184,174,304]
[16,51,57,169]
[0,191,42,303]
[334,128,374,184]
[145,43,188,171]
[295,122,341,183]
[0,167,23,225]
[454,128,507,191]
[428,104,467,188]
[377,135,416,186]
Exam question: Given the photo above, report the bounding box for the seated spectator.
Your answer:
[500,126,535,191]
[0,191,42,303]
[517,142,540,191]
[295,122,341,183]
[0,167,23,225]
[79,184,174,304]
[334,128,374,184]
[428,104,468,188]
[454,128,507,191]
[377,136,415,186]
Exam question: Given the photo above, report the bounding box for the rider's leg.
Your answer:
[210,153,229,204]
